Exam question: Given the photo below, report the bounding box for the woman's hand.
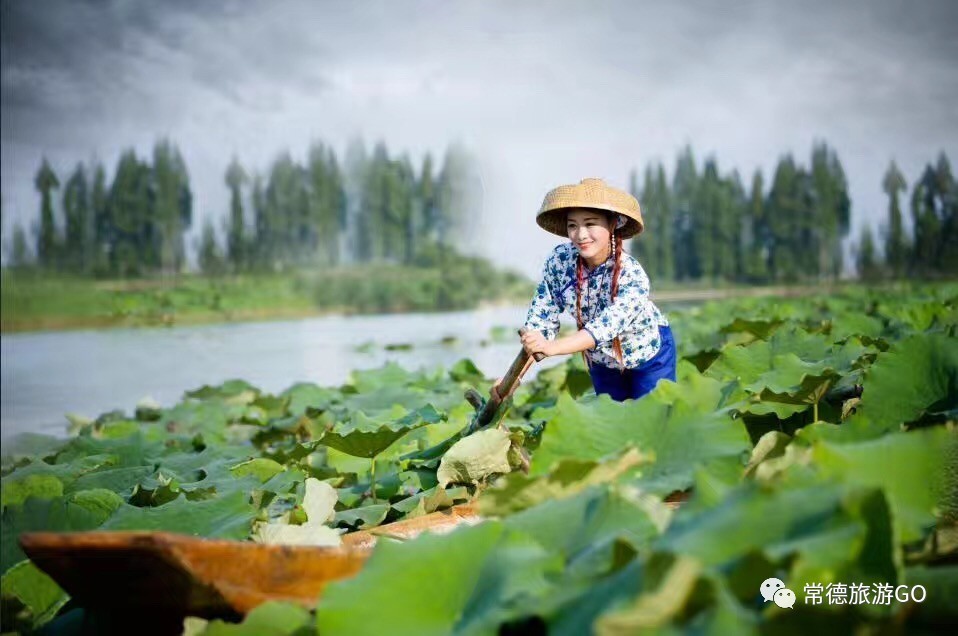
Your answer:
[520,329,554,357]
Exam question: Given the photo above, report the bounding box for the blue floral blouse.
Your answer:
[523,242,669,370]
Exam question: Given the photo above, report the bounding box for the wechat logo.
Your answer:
[760,578,796,609]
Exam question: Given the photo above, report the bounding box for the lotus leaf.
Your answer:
[320,404,444,459]
[437,427,514,489]
[316,522,504,636]
[0,559,68,631]
[531,392,750,494]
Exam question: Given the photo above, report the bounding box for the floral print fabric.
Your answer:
[523,242,669,370]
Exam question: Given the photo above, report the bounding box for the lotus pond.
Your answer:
[1,284,956,634]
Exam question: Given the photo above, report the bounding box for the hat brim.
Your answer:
[536,207,643,239]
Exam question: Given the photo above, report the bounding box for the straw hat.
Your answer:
[536,178,644,239]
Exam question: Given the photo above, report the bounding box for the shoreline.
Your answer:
[1,284,862,335]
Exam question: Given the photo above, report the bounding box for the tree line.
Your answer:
[6,139,482,277]
[6,140,954,283]
[856,154,957,281]
[629,144,956,283]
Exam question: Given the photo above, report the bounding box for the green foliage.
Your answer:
[1,286,955,633]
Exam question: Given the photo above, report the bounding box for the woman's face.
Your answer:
[566,209,613,261]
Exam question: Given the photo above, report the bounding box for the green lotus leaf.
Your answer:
[99,490,256,540]
[185,379,259,400]
[2,489,123,573]
[503,485,668,564]
[720,317,785,339]
[454,529,564,636]
[229,458,285,483]
[531,392,750,495]
[810,427,952,543]
[316,522,504,636]
[320,404,445,459]
[449,358,486,385]
[0,559,68,632]
[655,483,898,591]
[1,474,64,509]
[593,554,702,634]
[281,382,338,416]
[390,485,470,520]
[188,601,312,635]
[437,427,514,489]
[853,332,958,431]
[479,448,648,517]
[347,362,417,393]
[334,503,389,530]
[744,431,792,477]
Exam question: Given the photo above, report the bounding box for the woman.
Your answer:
[520,177,676,401]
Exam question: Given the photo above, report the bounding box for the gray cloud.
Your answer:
[2,0,956,276]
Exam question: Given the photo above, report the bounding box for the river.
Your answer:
[2,306,577,442]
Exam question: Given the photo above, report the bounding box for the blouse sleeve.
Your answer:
[583,261,650,345]
[523,257,561,340]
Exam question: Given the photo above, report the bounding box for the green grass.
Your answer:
[1,264,532,333]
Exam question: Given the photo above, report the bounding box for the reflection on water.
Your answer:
[1,307,575,441]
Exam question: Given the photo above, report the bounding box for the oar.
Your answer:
[402,328,545,465]
[466,328,545,433]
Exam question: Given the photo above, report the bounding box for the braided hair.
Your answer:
[574,213,625,370]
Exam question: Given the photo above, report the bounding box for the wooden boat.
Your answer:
[20,494,689,632]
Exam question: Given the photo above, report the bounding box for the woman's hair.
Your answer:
[573,211,626,370]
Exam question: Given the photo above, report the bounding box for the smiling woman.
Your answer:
[520,177,676,402]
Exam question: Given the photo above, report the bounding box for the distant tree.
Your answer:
[766,154,813,282]
[197,219,226,275]
[62,162,92,273]
[9,222,31,269]
[225,156,248,271]
[742,169,768,282]
[855,225,881,281]
[671,146,698,281]
[933,153,958,275]
[630,168,652,271]
[810,142,851,280]
[881,160,909,278]
[90,161,111,275]
[109,150,152,277]
[34,158,60,270]
[653,163,674,282]
[152,140,192,274]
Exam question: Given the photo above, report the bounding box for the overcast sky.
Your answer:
[2,0,956,277]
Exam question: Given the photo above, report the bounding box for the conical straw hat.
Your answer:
[536,178,643,239]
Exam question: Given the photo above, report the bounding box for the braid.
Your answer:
[609,228,626,371]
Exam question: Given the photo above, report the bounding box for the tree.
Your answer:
[881,160,909,278]
[741,170,767,282]
[34,158,60,270]
[225,156,248,271]
[810,142,851,280]
[653,163,674,282]
[90,161,111,275]
[109,150,152,276]
[671,146,698,281]
[62,163,92,273]
[630,168,652,271]
[197,219,226,276]
[152,140,192,274]
[855,225,880,281]
[9,222,31,269]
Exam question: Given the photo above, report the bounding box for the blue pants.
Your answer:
[588,325,677,401]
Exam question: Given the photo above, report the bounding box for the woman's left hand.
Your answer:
[520,330,554,357]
